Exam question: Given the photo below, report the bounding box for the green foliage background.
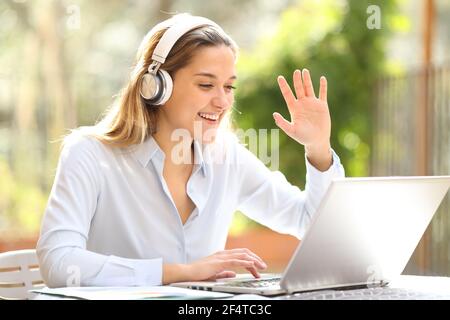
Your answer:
[235,0,396,183]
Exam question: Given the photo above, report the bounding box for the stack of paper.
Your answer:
[30,286,233,300]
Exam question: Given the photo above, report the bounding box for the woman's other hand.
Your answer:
[162,248,267,284]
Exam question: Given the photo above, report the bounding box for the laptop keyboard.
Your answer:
[222,277,281,288]
[220,278,450,299]
[277,287,450,300]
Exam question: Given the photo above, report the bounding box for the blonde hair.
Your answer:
[79,14,238,148]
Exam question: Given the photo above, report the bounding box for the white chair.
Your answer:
[0,249,45,299]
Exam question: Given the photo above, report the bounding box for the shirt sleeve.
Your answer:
[235,142,345,239]
[36,133,163,288]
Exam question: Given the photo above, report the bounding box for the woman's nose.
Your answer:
[212,91,232,111]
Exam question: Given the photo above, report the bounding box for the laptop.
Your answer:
[171,176,450,296]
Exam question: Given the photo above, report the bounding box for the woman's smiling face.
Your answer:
[158,44,237,143]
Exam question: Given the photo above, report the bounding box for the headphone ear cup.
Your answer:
[157,69,173,105]
[140,69,173,105]
[140,72,162,102]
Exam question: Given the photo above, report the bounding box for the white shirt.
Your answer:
[37,131,345,288]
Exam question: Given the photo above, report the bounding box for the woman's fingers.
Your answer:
[319,76,327,102]
[214,271,237,280]
[293,69,305,99]
[279,69,324,101]
[205,270,236,281]
[277,76,296,115]
[222,248,267,269]
[273,112,294,137]
[302,69,316,98]
[224,259,256,269]
[239,249,267,269]
[245,266,261,278]
[233,253,266,270]
[213,248,267,278]
[220,260,260,278]
[219,252,266,270]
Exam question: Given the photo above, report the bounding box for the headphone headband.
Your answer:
[151,15,222,65]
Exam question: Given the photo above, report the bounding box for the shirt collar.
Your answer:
[192,139,207,177]
[130,136,207,177]
[129,135,162,168]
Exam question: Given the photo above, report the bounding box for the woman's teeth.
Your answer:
[198,112,219,121]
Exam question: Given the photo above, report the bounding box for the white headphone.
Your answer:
[140,15,223,106]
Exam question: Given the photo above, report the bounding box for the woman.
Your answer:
[37,13,345,288]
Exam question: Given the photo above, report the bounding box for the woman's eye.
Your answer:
[198,84,236,92]
[225,85,236,91]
